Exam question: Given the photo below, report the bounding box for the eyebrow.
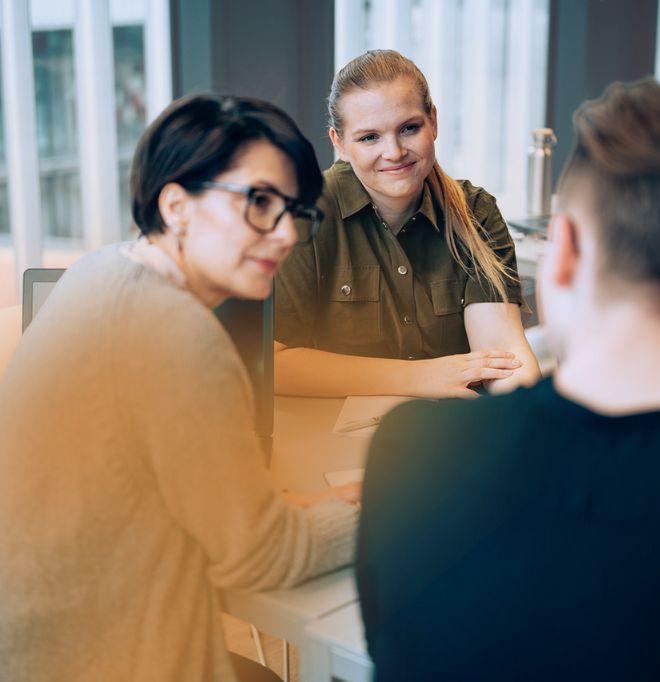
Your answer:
[252,181,297,201]
[351,116,424,137]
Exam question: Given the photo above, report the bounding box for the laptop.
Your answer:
[22,268,274,458]
[22,268,66,332]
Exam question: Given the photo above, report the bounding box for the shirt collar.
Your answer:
[120,237,188,289]
[416,181,441,232]
[330,161,372,219]
[330,160,441,232]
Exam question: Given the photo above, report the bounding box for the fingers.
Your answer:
[465,351,521,370]
[483,357,522,370]
[463,367,515,383]
[467,350,516,360]
[451,387,481,400]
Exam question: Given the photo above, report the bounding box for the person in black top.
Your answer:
[358,77,660,681]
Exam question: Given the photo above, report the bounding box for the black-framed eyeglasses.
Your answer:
[199,182,323,245]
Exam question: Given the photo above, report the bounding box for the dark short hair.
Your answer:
[559,78,660,285]
[130,93,323,235]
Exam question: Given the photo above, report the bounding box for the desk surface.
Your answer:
[269,396,370,492]
[223,395,369,645]
[302,602,373,682]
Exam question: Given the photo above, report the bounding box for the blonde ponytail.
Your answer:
[436,168,515,301]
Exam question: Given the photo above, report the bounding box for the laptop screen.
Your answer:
[22,268,65,332]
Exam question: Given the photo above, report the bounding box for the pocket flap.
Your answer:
[430,280,464,315]
[328,266,380,302]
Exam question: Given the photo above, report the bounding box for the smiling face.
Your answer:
[330,76,437,208]
[158,139,299,307]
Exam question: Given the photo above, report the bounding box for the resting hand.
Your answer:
[416,350,522,399]
[282,482,362,508]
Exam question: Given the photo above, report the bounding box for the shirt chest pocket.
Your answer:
[317,266,381,352]
[427,279,469,355]
[430,279,465,315]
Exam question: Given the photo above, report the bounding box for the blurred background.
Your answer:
[0,0,658,307]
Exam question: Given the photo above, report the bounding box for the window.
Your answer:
[113,23,147,239]
[33,29,81,242]
[335,0,550,218]
[0,0,171,307]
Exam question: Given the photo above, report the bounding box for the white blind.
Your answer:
[335,0,550,217]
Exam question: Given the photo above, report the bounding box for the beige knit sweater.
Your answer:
[0,245,357,681]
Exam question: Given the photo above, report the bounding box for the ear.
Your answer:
[158,183,192,234]
[329,127,349,162]
[548,212,580,287]
[430,105,438,140]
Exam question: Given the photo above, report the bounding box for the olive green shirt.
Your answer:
[275,160,524,360]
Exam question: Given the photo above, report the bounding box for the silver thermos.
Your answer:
[526,128,557,216]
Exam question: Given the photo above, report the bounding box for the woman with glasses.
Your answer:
[275,50,540,398]
[0,94,358,682]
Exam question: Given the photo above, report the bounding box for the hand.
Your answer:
[282,482,362,508]
[414,350,522,399]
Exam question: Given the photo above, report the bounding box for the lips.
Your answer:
[379,161,416,173]
[249,257,280,274]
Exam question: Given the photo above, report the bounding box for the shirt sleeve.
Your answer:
[463,187,527,309]
[119,286,357,591]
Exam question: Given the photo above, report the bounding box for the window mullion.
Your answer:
[145,0,172,123]
[370,0,413,54]
[335,0,367,68]
[74,0,121,250]
[1,0,43,294]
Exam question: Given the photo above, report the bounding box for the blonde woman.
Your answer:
[275,50,540,398]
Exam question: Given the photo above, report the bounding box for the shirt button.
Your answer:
[411,216,416,221]
[340,284,351,296]
[403,315,413,325]
[397,265,408,275]
[407,354,417,360]
[461,297,465,306]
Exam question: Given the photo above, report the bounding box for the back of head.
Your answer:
[130,93,323,236]
[328,49,434,135]
[559,78,660,288]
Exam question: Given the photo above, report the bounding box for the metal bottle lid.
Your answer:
[531,128,557,146]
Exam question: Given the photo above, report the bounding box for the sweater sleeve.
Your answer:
[116,282,357,590]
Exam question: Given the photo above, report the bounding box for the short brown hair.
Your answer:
[559,78,660,285]
[130,94,323,235]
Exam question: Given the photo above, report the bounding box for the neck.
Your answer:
[554,297,660,415]
[148,234,228,309]
[371,190,423,231]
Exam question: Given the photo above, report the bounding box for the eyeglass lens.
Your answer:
[246,189,316,243]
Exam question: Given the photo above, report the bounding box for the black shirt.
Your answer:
[358,378,660,681]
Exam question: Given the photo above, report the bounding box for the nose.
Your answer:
[382,135,405,162]
[271,211,298,249]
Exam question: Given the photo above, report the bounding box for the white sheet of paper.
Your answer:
[324,468,365,487]
[332,395,415,438]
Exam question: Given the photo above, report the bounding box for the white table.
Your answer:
[301,602,373,682]
[222,396,369,646]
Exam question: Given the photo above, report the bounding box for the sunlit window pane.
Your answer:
[113,24,146,239]
[0,45,10,236]
[32,29,82,242]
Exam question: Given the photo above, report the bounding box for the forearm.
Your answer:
[465,302,541,395]
[275,346,424,397]
[486,339,540,394]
